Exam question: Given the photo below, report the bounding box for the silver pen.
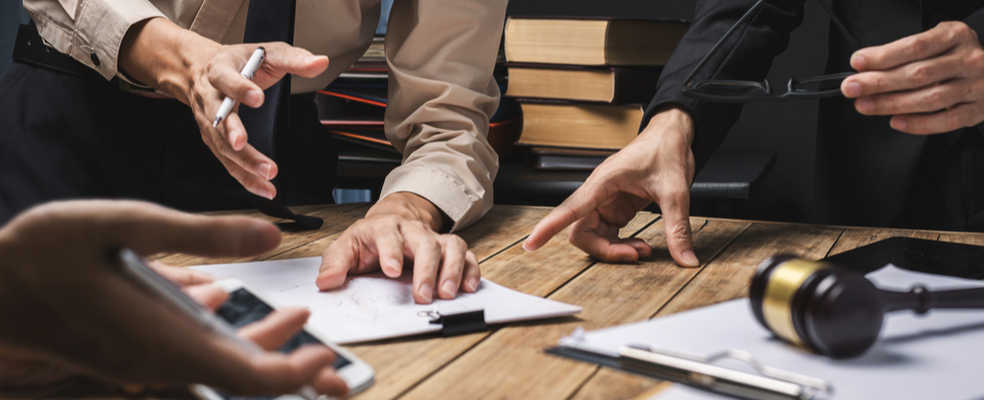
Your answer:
[213,47,266,127]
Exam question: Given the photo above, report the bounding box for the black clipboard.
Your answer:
[822,237,983,280]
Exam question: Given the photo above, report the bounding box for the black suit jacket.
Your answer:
[644,0,983,231]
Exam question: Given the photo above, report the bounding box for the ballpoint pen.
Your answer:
[213,47,266,127]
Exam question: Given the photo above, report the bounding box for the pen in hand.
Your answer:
[213,47,266,128]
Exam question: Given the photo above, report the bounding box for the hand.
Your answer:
[0,200,347,397]
[118,18,330,199]
[316,193,481,304]
[841,21,983,134]
[523,107,701,267]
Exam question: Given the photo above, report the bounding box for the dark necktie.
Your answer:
[239,0,323,229]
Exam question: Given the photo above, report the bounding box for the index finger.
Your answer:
[851,23,962,71]
[73,201,282,258]
[523,183,605,251]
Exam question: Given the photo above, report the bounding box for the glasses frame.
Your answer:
[682,0,858,103]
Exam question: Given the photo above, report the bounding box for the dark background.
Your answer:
[1,1,835,226]
[506,0,834,225]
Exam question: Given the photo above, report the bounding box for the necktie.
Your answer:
[238,0,323,229]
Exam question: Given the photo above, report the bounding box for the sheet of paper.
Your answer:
[191,257,581,344]
[558,265,983,400]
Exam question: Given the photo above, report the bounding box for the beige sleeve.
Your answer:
[381,0,508,232]
[23,0,165,80]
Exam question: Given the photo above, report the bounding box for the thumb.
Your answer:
[263,43,329,79]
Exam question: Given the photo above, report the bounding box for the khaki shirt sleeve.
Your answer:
[381,0,507,232]
[23,0,165,80]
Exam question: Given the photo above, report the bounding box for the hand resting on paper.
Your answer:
[0,200,347,397]
[316,192,482,304]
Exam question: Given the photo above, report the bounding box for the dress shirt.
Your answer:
[23,0,506,230]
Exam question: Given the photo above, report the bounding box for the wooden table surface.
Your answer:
[158,203,983,400]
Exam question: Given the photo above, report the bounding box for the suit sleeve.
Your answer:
[641,0,806,169]
[380,0,507,232]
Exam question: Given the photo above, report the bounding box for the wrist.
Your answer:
[119,17,220,104]
[639,105,695,148]
[366,193,449,232]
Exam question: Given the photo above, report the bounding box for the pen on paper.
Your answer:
[213,47,266,127]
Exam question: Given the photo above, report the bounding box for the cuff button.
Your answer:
[90,53,100,67]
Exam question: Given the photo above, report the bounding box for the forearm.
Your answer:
[118,17,220,104]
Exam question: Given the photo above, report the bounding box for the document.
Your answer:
[191,257,581,344]
[558,265,983,400]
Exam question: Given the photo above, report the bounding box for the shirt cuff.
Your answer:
[63,1,163,80]
[379,166,487,233]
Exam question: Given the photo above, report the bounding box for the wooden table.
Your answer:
[158,203,983,400]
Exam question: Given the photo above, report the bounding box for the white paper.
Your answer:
[558,265,983,400]
[191,257,581,344]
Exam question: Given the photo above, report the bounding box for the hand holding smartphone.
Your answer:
[114,248,374,399]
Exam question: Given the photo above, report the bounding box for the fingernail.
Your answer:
[384,258,401,277]
[844,82,862,97]
[851,53,866,70]
[890,118,907,130]
[857,98,874,113]
[257,163,272,179]
[681,251,700,267]
[466,277,480,292]
[258,188,274,200]
[419,283,433,303]
[245,90,263,107]
[441,280,458,298]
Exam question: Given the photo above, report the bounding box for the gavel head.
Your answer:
[748,256,885,358]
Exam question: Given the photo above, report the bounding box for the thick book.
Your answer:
[505,63,661,104]
[516,99,643,150]
[504,17,689,66]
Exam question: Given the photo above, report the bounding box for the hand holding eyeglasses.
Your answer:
[840,21,983,135]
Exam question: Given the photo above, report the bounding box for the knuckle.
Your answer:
[668,221,692,242]
[908,64,933,86]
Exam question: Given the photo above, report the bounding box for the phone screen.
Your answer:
[207,288,353,399]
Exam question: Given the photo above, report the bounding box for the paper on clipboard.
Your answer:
[558,265,983,400]
[191,257,581,344]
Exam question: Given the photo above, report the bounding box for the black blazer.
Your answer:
[644,0,983,231]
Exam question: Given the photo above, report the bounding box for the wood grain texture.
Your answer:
[566,218,751,400]
[656,221,843,317]
[938,232,984,246]
[160,203,369,266]
[399,217,750,400]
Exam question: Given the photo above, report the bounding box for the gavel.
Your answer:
[748,255,983,358]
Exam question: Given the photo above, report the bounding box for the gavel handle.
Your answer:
[882,286,984,314]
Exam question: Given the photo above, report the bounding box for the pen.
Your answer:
[213,47,266,127]
[115,247,319,400]
[617,345,815,400]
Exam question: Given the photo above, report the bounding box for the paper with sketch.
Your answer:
[191,257,581,344]
[558,265,983,400]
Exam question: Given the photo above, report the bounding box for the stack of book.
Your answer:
[320,37,522,162]
[503,17,688,170]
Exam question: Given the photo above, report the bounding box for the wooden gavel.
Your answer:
[748,255,983,358]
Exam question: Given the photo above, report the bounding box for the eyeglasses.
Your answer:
[682,0,858,103]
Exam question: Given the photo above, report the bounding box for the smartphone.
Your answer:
[193,278,375,399]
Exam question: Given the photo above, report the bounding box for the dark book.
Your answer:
[504,17,689,66]
[515,99,643,150]
[505,63,660,104]
[527,147,615,170]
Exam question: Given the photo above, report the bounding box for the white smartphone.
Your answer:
[193,278,375,399]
